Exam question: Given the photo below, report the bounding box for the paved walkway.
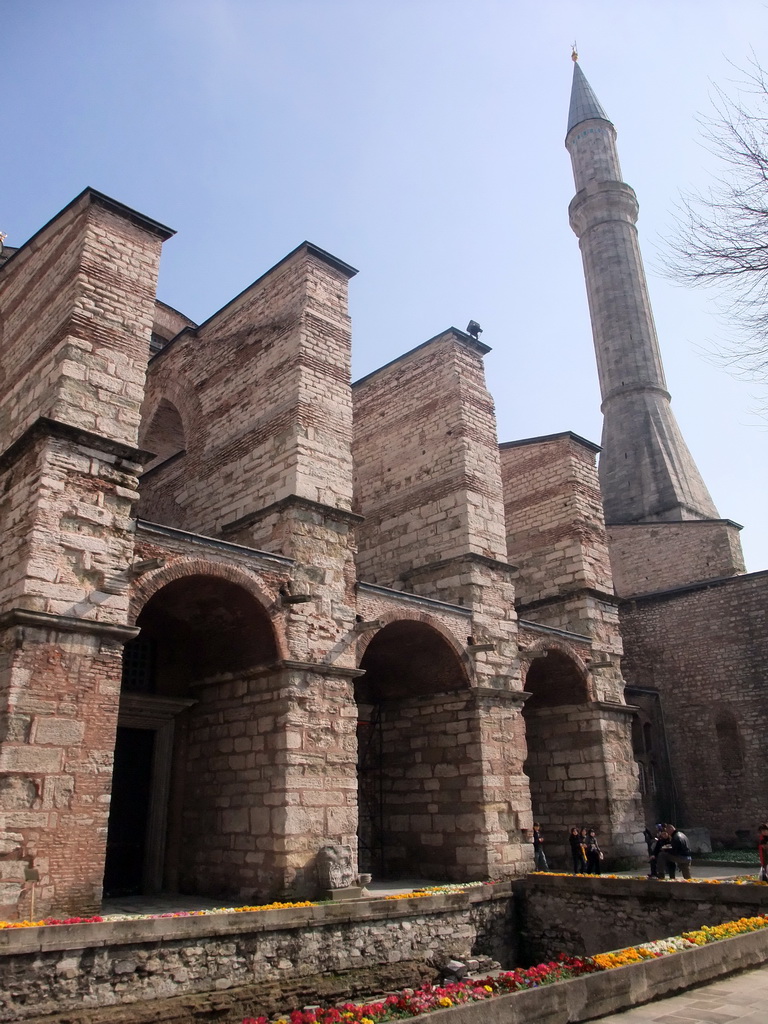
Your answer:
[102,866,750,916]
[593,963,768,1023]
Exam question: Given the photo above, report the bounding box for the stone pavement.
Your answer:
[592,962,768,1024]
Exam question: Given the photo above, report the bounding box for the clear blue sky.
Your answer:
[4,1,767,570]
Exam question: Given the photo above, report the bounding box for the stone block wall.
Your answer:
[619,571,768,840]
[607,520,746,598]
[178,666,358,901]
[139,244,357,541]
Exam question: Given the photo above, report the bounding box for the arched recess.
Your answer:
[355,619,473,881]
[522,647,608,856]
[142,398,187,472]
[105,573,279,899]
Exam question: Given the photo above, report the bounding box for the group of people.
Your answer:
[533,820,768,880]
[643,823,692,879]
[531,823,603,874]
[568,826,604,874]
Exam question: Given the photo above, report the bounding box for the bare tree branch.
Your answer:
[664,54,768,403]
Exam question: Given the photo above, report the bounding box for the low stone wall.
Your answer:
[3,878,767,1023]
[522,874,768,962]
[0,887,516,1023]
[403,925,768,1024]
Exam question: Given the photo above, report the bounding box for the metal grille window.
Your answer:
[121,636,157,693]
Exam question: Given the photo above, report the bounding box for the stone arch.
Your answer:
[521,642,611,854]
[355,609,470,684]
[106,560,286,899]
[142,399,186,470]
[129,557,284,646]
[140,364,205,461]
[354,615,476,882]
[519,638,594,702]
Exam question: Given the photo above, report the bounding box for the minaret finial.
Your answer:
[571,42,578,62]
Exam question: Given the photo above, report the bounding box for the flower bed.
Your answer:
[530,870,767,885]
[0,900,315,931]
[242,955,600,1023]
[242,914,768,1024]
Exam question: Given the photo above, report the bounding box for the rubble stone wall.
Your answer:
[0,889,516,1023]
[522,874,768,962]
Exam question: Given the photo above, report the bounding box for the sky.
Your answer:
[4,0,767,570]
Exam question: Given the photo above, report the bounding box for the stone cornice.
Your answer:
[517,618,593,644]
[136,519,295,567]
[0,416,150,474]
[0,608,139,642]
[516,587,620,613]
[401,552,518,580]
[221,495,363,536]
[356,581,472,617]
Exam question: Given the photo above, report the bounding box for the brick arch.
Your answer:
[354,608,469,669]
[519,638,595,702]
[520,638,598,712]
[140,365,205,459]
[128,557,287,659]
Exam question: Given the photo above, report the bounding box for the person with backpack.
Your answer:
[657,824,692,880]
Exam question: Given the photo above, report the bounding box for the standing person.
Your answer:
[585,828,603,874]
[652,827,676,880]
[569,827,586,874]
[532,822,549,871]
[758,823,768,882]
[657,824,692,880]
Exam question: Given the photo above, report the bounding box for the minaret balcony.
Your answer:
[569,180,640,236]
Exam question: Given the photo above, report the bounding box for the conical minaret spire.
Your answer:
[566,58,718,523]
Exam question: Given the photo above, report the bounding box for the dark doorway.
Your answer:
[103,727,155,897]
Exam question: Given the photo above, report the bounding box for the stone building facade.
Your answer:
[0,59,764,922]
[0,186,645,919]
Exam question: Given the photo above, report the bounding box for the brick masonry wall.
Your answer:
[352,331,508,586]
[0,194,170,921]
[0,625,124,920]
[0,889,515,1022]
[619,571,768,839]
[139,246,355,539]
[500,434,613,605]
[608,521,746,598]
[0,194,164,453]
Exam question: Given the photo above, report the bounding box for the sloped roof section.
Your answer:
[567,61,612,134]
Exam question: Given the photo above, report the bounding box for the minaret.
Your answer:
[566,53,719,523]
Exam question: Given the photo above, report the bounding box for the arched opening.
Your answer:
[522,650,604,863]
[356,620,471,882]
[142,398,186,472]
[105,574,278,899]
